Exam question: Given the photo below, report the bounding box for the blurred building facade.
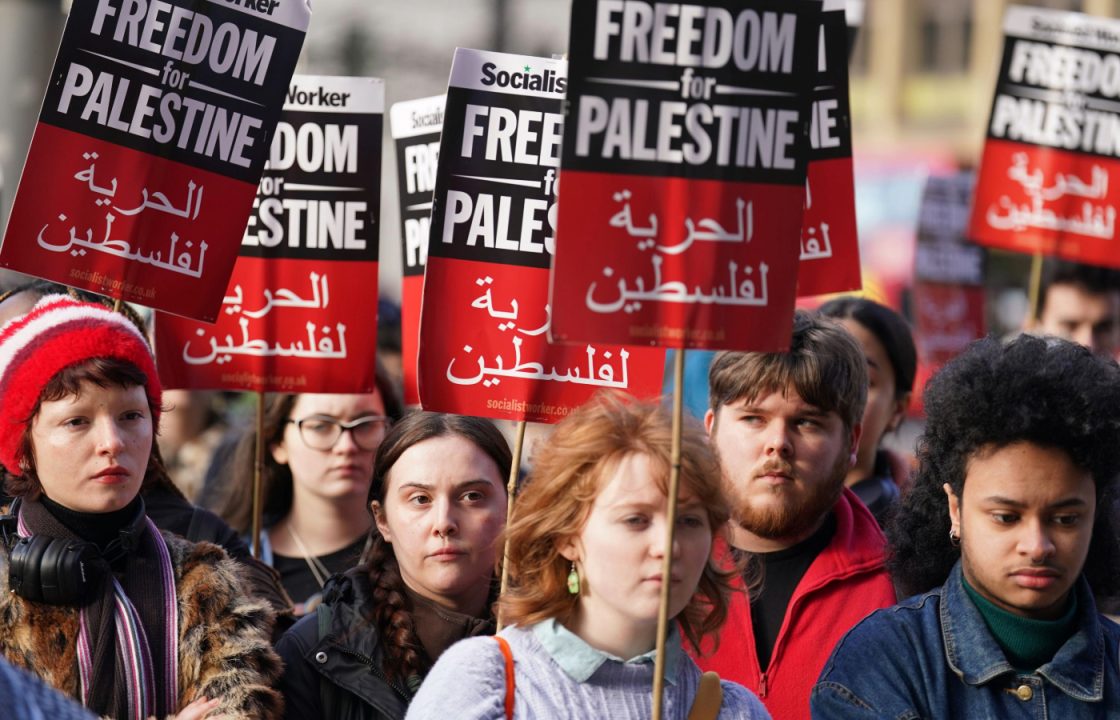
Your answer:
[852,0,1119,160]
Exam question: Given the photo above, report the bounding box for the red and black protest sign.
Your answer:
[419,48,664,423]
[1,0,309,321]
[550,0,818,351]
[969,6,1120,269]
[798,0,860,297]
[390,94,444,405]
[915,172,986,367]
[155,75,382,393]
[846,0,864,61]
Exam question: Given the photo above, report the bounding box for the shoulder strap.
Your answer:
[494,636,514,720]
[687,671,723,720]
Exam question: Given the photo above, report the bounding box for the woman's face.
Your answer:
[373,434,506,612]
[30,381,152,513]
[271,390,387,504]
[838,318,909,471]
[562,453,712,640]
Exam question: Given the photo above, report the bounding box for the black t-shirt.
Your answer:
[273,535,367,609]
[748,512,837,671]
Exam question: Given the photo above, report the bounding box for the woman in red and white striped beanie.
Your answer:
[0,294,283,720]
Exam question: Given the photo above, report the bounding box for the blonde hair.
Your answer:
[499,393,736,649]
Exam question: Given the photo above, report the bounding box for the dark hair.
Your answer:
[1037,260,1120,319]
[362,412,511,684]
[216,360,405,533]
[708,310,868,432]
[9,357,166,499]
[0,284,186,501]
[889,335,1120,598]
[818,297,917,399]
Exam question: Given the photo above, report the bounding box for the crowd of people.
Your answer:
[0,259,1117,719]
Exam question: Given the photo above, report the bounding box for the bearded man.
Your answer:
[693,310,896,720]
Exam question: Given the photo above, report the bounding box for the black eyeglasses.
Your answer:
[287,415,392,451]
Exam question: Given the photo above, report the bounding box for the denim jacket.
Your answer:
[811,563,1120,719]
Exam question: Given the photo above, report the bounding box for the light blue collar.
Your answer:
[532,618,681,685]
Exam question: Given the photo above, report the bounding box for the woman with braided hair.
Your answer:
[276,411,510,720]
[406,395,768,719]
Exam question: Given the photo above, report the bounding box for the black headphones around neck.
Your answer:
[0,498,147,606]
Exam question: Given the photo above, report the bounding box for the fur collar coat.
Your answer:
[0,530,283,719]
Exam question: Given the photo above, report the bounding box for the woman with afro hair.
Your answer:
[812,335,1120,719]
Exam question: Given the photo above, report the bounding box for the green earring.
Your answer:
[567,562,580,595]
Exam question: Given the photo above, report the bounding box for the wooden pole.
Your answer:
[496,420,527,631]
[1027,252,1043,323]
[251,392,266,560]
[652,349,686,720]
[112,297,123,314]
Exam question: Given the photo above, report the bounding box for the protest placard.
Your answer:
[390,94,444,405]
[846,0,864,60]
[798,0,860,297]
[154,75,382,393]
[420,48,664,423]
[550,0,818,351]
[1,0,309,321]
[969,6,1120,268]
[915,171,986,367]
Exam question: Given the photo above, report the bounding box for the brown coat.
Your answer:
[0,531,283,719]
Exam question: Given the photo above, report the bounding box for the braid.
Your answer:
[363,531,427,685]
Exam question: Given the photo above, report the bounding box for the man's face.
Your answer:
[946,442,1095,620]
[1036,284,1120,357]
[706,387,859,548]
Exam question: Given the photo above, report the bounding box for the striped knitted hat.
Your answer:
[0,294,161,474]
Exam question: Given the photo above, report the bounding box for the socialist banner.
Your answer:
[420,48,664,423]
[1,0,310,321]
[550,0,817,350]
[154,75,383,393]
[798,0,860,297]
[969,6,1120,268]
[915,172,986,367]
[390,94,445,405]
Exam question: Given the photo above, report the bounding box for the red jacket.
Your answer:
[693,488,896,720]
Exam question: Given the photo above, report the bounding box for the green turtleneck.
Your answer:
[962,575,1078,671]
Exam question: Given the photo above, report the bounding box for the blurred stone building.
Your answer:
[852,0,1120,159]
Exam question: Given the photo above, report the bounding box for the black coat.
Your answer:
[144,482,296,640]
[277,570,411,720]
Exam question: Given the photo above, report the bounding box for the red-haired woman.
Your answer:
[406,395,768,719]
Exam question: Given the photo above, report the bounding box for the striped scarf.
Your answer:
[18,502,179,719]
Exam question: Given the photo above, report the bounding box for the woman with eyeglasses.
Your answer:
[217,373,404,615]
